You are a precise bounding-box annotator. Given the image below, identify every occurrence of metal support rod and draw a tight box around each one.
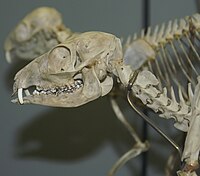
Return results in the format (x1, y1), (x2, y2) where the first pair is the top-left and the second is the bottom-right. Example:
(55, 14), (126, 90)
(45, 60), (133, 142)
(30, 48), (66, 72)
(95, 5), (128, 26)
(142, 0), (150, 175)
(127, 90), (182, 157)
(126, 73), (182, 158)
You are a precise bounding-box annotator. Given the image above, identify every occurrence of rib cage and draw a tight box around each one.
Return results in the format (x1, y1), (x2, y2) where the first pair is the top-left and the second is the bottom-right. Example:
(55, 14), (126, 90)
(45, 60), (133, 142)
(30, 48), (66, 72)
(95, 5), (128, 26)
(124, 13), (200, 132)
(146, 15), (200, 99)
(6, 7), (200, 175)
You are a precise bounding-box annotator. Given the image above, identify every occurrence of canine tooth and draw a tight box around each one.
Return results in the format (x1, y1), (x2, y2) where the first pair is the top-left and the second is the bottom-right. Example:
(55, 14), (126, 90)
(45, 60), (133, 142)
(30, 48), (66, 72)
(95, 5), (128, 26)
(18, 88), (24, 104)
(5, 51), (12, 63)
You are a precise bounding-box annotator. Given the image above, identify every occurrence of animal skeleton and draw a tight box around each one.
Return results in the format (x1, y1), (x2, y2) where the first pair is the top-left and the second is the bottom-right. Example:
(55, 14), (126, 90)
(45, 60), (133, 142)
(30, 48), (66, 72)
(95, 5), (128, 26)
(4, 7), (200, 176)
(4, 7), (72, 63)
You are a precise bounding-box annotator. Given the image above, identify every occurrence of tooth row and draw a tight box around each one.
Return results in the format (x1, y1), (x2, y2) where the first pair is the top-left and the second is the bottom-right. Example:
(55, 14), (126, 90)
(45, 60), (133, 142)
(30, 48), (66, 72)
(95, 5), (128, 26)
(33, 80), (83, 95)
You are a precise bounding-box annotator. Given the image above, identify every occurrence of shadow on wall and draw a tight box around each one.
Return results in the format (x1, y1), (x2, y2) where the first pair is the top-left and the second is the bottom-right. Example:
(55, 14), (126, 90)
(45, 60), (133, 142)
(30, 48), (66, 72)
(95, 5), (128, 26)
(14, 99), (135, 161)
(3, 57), (134, 162)
(4, 55), (176, 174)
(4, 60), (175, 175)
(3, 48), (140, 175)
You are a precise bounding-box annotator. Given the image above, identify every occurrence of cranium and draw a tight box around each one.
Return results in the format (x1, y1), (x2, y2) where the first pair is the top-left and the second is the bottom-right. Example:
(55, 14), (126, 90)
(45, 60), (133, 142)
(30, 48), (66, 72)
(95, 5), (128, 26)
(4, 7), (72, 63)
(12, 32), (124, 107)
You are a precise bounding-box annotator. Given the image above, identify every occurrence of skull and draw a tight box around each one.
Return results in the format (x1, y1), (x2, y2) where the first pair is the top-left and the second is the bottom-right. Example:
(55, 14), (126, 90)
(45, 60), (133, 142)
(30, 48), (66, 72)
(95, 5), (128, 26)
(4, 7), (72, 63)
(12, 32), (123, 107)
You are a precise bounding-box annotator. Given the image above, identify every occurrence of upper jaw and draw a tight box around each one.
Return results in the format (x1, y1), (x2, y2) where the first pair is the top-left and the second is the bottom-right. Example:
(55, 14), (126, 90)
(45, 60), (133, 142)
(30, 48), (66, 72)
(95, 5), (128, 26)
(11, 66), (103, 107)
(12, 73), (85, 106)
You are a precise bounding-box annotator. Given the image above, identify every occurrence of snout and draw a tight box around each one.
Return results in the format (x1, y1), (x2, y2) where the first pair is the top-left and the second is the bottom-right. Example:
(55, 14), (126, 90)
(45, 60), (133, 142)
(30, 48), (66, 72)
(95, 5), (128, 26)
(12, 55), (44, 104)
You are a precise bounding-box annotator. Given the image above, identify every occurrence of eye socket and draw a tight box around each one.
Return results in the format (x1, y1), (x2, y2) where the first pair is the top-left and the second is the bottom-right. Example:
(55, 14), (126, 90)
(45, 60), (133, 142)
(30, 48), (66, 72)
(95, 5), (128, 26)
(49, 46), (71, 60)
(48, 46), (71, 73)
(15, 23), (30, 42)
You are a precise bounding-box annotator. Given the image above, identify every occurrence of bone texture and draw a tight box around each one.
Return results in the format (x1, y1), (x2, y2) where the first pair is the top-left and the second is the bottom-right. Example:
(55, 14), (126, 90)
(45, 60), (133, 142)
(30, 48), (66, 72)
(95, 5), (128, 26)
(7, 8), (200, 176)
(123, 13), (200, 175)
(12, 32), (121, 107)
(4, 7), (72, 63)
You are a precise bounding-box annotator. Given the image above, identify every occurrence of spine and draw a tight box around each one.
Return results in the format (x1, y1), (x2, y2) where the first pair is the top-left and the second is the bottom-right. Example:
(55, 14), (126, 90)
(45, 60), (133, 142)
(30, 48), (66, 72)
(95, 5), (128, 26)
(132, 70), (192, 132)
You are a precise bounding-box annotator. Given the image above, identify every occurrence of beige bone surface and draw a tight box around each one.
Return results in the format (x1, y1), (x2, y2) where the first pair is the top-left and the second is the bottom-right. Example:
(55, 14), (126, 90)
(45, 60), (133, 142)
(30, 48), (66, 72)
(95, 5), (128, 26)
(4, 7), (72, 63)
(8, 9), (200, 176)
(123, 13), (200, 175)
(12, 32), (122, 107)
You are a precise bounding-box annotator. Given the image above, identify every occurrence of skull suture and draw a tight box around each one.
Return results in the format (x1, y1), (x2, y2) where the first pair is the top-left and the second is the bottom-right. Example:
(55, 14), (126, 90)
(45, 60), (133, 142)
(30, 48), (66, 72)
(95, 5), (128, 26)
(4, 7), (72, 63)
(12, 32), (123, 107)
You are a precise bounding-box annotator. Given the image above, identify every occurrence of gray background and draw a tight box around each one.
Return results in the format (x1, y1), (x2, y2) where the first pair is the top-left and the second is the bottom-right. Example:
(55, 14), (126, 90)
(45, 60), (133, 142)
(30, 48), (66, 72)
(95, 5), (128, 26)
(0, 1), (197, 176)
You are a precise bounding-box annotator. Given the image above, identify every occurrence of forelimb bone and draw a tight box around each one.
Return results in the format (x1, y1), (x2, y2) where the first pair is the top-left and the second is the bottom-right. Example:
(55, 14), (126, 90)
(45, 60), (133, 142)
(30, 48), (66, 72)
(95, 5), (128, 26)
(178, 77), (200, 175)
(109, 97), (149, 176)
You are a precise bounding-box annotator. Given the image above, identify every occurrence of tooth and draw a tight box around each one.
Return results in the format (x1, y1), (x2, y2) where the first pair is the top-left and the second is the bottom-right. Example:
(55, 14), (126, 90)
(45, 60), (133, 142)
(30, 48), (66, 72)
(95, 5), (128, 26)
(76, 85), (81, 89)
(18, 88), (24, 104)
(75, 80), (83, 85)
(41, 91), (46, 94)
(33, 90), (39, 95)
(51, 89), (56, 93)
(68, 85), (72, 90)
(67, 89), (72, 93)
(71, 83), (75, 88)
(5, 51), (12, 63)
(25, 89), (31, 96)
(36, 87), (42, 91)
